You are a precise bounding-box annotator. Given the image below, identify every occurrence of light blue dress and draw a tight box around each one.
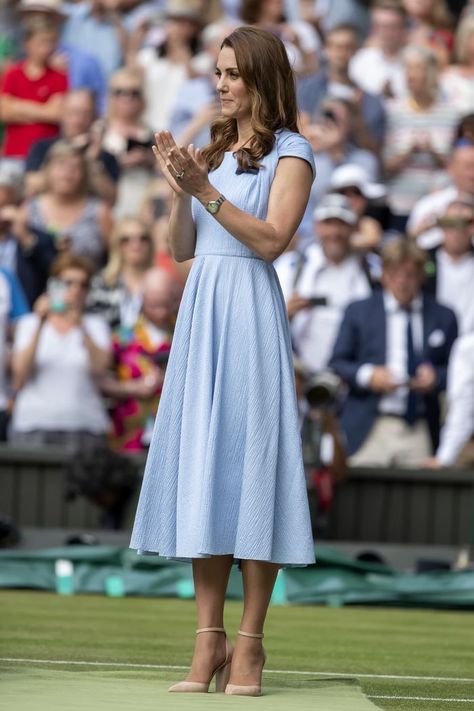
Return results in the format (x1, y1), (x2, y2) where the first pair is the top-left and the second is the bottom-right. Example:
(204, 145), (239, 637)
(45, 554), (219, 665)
(129, 129), (316, 567)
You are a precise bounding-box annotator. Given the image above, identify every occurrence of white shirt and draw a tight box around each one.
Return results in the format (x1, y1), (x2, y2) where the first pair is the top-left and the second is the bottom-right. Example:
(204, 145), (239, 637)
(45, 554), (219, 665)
(12, 313), (111, 433)
(137, 49), (189, 132)
(436, 333), (474, 465)
(357, 292), (423, 415)
(407, 186), (459, 249)
(275, 244), (371, 373)
(436, 249), (474, 335)
(350, 46), (406, 99)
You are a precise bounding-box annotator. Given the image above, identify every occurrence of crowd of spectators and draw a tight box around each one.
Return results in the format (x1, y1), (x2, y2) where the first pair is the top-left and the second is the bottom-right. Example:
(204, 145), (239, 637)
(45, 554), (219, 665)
(0, 0), (473, 486)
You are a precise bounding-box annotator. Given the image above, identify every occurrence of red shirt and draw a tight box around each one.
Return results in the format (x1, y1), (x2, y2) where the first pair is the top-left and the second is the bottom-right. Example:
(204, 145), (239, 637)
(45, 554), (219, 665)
(0, 61), (68, 158)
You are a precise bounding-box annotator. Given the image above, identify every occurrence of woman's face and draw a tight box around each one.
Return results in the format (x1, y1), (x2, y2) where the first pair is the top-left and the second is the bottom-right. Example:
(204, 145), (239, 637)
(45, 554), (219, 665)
(110, 80), (143, 121)
(59, 267), (90, 310)
(215, 46), (252, 122)
(405, 58), (432, 95)
(47, 155), (85, 196)
(118, 222), (153, 269)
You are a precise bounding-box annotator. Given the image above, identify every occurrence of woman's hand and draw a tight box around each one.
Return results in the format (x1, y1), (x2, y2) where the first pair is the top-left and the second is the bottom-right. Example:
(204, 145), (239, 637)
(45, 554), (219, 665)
(153, 131), (209, 197)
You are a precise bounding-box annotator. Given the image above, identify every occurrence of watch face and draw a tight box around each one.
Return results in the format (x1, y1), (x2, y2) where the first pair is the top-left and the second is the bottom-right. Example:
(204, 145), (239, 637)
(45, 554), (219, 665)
(207, 201), (219, 214)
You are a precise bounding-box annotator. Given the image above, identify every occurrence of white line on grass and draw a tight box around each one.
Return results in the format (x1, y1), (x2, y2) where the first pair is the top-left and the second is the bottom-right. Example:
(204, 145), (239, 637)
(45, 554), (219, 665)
(1, 658), (474, 684)
(369, 696), (474, 704)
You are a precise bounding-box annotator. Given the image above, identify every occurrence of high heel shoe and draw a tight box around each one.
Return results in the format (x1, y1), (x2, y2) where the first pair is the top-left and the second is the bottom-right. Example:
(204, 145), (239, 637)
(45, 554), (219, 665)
(168, 627), (233, 693)
(225, 630), (266, 697)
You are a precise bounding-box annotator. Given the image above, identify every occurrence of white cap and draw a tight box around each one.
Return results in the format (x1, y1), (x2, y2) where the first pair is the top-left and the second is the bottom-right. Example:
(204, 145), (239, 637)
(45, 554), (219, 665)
(313, 193), (358, 225)
(19, 0), (66, 16)
(330, 164), (386, 200)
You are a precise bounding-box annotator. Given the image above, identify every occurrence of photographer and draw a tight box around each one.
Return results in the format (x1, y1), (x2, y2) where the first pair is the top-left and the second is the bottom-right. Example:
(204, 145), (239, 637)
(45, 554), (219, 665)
(24, 89), (119, 203)
(10, 252), (111, 452)
(99, 268), (181, 452)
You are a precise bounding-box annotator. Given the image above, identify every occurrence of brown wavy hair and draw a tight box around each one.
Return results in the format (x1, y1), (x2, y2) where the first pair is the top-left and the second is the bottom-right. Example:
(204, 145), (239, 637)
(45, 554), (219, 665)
(201, 26), (299, 174)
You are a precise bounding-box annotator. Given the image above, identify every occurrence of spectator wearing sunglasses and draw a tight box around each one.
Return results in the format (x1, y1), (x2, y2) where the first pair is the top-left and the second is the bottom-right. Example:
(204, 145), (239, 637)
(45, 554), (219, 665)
(330, 163), (386, 252)
(87, 217), (155, 330)
(102, 68), (155, 219)
(424, 199), (474, 335)
(10, 252), (111, 451)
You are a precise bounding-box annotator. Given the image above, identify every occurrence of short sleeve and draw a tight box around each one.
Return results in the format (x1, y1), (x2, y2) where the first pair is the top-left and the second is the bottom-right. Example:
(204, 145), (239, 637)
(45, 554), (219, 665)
(83, 314), (111, 350)
(14, 313), (40, 352)
(276, 130), (316, 180)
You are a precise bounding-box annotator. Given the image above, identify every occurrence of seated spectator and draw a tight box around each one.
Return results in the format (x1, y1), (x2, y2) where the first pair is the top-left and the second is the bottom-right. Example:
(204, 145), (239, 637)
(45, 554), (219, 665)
(0, 265), (29, 441)
(88, 217), (155, 330)
(18, 0), (107, 115)
(20, 140), (112, 267)
(383, 45), (459, 233)
(330, 238), (458, 467)
(299, 96), (379, 241)
(102, 68), (155, 219)
(275, 193), (374, 374)
(407, 143), (474, 248)
(0, 167), (57, 306)
(329, 164), (386, 251)
(350, 0), (408, 100)
(441, 13), (474, 113)
(100, 267), (181, 452)
(402, 0), (455, 68)
(133, 5), (201, 133)
(239, 0), (321, 76)
(298, 23), (386, 154)
(10, 252), (111, 452)
(313, 0), (371, 43)
(424, 199), (474, 334)
(428, 332), (474, 467)
(0, 16), (68, 170)
(454, 113), (474, 146)
(25, 89), (119, 203)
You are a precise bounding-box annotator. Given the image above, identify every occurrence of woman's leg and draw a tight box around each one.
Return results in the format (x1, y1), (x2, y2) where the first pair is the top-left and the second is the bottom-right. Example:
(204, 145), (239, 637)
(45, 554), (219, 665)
(228, 559), (280, 686)
(185, 554), (234, 682)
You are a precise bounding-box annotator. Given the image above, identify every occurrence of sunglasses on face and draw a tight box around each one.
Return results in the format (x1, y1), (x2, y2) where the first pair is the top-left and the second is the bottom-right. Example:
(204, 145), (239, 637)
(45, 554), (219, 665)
(437, 217), (472, 229)
(111, 88), (142, 99)
(62, 278), (89, 290)
(119, 234), (151, 246)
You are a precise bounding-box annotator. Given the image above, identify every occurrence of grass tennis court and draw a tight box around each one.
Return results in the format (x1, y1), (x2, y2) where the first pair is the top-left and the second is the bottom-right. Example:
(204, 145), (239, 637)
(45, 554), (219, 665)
(1, 591), (473, 710)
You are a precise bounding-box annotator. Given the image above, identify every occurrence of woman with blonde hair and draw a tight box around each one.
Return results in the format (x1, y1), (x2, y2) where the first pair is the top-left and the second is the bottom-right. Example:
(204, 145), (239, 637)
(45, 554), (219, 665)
(102, 67), (155, 219)
(441, 14), (474, 113)
(88, 216), (155, 330)
(21, 139), (112, 266)
(130, 26), (316, 697)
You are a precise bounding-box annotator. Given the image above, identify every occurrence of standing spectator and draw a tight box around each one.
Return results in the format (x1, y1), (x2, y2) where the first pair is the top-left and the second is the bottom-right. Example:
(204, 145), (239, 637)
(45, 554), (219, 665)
(402, 0), (455, 68)
(275, 193), (374, 374)
(441, 14), (474, 114)
(383, 45), (459, 233)
(298, 23), (386, 154)
(424, 199), (474, 335)
(25, 89), (119, 203)
(428, 332), (474, 467)
(330, 238), (458, 466)
(20, 140), (112, 267)
(350, 0), (408, 99)
(60, 0), (124, 84)
(102, 68), (155, 218)
(0, 267), (29, 441)
(100, 268), (180, 452)
(0, 168), (57, 306)
(0, 16), (68, 169)
(87, 217), (155, 330)
(407, 143), (474, 248)
(330, 163), (386, 251)
(10, 252), (111, 451)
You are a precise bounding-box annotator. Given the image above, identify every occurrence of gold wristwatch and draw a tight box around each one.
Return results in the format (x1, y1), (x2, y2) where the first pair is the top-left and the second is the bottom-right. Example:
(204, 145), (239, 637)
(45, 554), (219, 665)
(205, 194), (226, 215)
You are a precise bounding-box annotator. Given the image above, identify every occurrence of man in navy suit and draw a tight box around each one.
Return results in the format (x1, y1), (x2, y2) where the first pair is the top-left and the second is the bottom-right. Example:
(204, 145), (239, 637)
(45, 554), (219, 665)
(329, 238), (458, 467)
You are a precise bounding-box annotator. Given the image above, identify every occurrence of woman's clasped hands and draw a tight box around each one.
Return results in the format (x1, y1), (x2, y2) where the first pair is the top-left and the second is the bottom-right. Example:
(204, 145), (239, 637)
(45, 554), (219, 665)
(153, 131), (209, 198)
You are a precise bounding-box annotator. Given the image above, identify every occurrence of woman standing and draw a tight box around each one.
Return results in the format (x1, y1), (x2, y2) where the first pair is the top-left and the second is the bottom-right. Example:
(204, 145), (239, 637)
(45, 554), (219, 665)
(129, 27), (316, 697)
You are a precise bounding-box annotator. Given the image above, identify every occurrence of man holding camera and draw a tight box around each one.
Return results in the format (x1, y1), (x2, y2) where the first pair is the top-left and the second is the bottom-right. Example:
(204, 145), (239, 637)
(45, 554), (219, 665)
(276, 192), (375, 375)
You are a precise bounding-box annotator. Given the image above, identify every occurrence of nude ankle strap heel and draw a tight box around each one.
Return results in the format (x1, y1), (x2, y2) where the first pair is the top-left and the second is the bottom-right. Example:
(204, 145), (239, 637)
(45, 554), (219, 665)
(168, 628), (233, 694)
(225, 629), (266, 697)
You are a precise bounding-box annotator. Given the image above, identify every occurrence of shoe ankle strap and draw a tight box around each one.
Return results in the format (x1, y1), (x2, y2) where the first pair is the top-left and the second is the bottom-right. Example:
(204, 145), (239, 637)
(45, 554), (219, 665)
(238, 629), (264, 639)
(196, 627), (226, 634)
